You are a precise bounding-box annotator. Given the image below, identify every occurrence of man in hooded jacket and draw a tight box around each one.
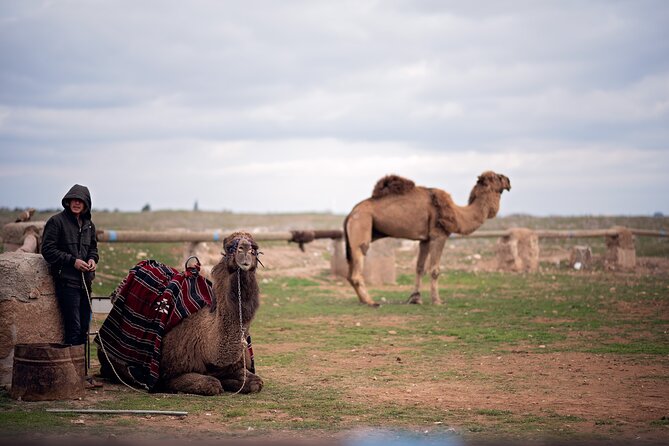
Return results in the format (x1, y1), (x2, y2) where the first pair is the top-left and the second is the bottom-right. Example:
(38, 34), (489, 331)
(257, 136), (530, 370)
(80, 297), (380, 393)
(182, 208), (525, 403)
(41, 184), (99, 347)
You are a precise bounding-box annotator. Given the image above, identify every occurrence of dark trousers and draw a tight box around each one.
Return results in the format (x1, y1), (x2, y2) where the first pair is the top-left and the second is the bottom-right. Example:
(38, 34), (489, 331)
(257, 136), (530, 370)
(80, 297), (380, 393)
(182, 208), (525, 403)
(56, 283), (91, 346)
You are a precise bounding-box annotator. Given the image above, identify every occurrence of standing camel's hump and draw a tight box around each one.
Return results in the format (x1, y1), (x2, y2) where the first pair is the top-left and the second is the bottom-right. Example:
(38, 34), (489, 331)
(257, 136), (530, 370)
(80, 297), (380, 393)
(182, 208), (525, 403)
(371, 174), (415, 199)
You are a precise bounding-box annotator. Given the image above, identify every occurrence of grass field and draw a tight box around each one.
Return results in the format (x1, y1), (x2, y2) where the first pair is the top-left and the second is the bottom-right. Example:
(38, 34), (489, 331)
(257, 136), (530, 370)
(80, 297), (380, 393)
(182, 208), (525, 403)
(0, 210), (667, 445)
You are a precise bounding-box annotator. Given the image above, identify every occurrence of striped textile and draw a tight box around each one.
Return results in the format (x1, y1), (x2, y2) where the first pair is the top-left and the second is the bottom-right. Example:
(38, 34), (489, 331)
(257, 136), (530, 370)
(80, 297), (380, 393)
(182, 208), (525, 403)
(95, 259), (214, 390)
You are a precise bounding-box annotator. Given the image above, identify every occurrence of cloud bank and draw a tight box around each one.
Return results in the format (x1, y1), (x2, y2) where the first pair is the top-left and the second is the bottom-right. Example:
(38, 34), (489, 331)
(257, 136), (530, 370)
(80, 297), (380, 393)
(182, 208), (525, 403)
(1, 1), (668, 215)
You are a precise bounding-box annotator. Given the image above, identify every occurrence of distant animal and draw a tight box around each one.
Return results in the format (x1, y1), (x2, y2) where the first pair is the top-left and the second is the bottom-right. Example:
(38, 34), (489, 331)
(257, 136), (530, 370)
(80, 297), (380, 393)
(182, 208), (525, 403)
(15, 208), (35, 222)
(99, 231), (263, 395)
(344, 171), (511, 306)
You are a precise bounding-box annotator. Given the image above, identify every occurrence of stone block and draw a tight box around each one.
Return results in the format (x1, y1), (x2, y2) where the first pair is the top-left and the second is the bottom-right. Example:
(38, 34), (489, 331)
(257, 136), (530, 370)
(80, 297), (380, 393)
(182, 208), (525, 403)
(2, 222), (45, 253)
(605, 227), (636, 269)
(496, 228), (539, 272)
(0, 252), (63, 388)
(331, 237), (397, 285)
(569, 245), (592, 270)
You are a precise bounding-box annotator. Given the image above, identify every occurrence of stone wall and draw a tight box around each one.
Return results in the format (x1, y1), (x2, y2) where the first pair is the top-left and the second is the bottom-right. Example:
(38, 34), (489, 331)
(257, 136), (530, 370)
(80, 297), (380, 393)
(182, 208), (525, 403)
(0, 252), (63, 388)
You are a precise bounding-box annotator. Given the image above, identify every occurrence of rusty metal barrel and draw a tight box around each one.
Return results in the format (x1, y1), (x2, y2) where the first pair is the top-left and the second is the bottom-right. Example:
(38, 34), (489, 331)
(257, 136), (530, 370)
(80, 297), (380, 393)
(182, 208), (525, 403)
(9, 343), (85, 401)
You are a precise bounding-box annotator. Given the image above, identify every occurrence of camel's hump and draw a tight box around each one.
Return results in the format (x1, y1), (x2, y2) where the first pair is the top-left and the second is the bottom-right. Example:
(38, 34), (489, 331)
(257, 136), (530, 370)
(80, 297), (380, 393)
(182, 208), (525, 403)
(371, 175), (415, 199)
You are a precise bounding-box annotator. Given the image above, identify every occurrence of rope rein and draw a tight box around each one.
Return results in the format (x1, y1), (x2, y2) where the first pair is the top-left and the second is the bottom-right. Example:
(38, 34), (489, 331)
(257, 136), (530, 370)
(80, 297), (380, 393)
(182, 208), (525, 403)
(232, 268), (248, 395)
(83, 272), (145, 392)
(87, 250), (252, 395)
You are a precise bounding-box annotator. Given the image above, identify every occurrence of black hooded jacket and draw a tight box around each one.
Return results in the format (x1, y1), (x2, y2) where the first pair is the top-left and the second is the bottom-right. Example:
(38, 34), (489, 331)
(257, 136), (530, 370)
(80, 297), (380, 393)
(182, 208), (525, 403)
(41, 184), (99, 287)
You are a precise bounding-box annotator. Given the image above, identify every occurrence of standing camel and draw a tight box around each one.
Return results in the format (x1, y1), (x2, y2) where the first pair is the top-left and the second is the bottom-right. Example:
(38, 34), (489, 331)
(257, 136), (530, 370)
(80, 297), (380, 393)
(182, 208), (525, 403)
(344, 171), (511, 306)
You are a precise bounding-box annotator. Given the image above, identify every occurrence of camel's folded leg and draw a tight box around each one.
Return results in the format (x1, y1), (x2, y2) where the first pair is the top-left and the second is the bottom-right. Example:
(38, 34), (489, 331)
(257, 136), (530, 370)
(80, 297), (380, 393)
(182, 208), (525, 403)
(165, 373), (223, 396)
(219, 369), (264, 394)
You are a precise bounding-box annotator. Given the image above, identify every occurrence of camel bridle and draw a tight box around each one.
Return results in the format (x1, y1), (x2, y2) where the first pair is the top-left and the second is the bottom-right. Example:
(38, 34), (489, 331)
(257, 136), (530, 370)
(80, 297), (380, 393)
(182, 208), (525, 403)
(84, 272), (145, 392)
(228, 236), (261, 394)
(225, 237), (264, 268)
(232, 269), (248, 395)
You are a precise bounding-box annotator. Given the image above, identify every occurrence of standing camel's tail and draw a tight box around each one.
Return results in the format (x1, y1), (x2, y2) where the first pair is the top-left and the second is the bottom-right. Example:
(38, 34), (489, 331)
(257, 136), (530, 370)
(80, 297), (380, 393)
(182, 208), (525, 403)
(343, 213), (352, 262)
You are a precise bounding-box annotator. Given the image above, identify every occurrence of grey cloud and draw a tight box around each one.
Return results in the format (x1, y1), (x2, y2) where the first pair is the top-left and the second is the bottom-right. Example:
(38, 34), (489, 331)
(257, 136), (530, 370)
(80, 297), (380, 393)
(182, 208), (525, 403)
(1, 1), (668, 213)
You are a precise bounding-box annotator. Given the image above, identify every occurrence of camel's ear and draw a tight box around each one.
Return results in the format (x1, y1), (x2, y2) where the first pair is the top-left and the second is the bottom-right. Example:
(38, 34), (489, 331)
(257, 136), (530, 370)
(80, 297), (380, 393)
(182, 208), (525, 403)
(477, 172), (494, 186)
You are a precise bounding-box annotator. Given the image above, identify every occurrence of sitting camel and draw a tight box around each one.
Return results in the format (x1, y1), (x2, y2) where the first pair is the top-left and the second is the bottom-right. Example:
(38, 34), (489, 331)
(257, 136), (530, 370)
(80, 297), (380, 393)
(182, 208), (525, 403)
(344, 171), (511, 306)
(99, 231), (263, 395)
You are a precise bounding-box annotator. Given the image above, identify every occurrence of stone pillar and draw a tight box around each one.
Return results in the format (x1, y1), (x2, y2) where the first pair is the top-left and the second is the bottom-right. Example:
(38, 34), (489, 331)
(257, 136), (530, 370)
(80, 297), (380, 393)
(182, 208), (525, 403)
(569, 245), (592, 270)
(605, 227), (636, 269)
(496, 228), (539, 272)
(331, 237), (397, 285)
(331, 238), (348, 279)
(2, 222), (45, 253)
(363, 238), (397, 285)
(0, 252), (64, 388)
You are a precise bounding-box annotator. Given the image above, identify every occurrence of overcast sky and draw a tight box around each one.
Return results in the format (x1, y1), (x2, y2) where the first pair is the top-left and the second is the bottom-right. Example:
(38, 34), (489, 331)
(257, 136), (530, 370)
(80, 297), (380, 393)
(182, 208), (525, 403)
(1, 1), (668, 216)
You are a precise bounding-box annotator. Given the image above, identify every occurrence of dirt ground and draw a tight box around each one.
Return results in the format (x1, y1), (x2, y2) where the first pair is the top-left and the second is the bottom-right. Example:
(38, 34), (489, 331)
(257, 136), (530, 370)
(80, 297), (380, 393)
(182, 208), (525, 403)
(13, 238), (667, 445)
(73, 349), (668, 445)
(251, 239), (667, 443)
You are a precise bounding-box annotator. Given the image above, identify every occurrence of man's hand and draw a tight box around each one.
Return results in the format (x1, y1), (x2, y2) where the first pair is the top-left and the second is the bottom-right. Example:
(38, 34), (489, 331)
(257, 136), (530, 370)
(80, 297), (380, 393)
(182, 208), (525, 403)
(87, 259), (97, 272)
(74, 259), (90, 271)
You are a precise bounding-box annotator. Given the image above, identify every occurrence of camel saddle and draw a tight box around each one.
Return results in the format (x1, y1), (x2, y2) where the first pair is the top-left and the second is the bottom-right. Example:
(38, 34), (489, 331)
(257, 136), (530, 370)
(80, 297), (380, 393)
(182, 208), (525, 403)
(95, 259), (214, 390)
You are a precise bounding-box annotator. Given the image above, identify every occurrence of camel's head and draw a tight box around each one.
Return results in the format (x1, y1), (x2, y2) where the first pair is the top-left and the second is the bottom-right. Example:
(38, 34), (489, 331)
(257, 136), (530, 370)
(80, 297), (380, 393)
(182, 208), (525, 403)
(476, 171), (511, 194)
(469, 171), (511, 217)
(222, 231), (261, 272)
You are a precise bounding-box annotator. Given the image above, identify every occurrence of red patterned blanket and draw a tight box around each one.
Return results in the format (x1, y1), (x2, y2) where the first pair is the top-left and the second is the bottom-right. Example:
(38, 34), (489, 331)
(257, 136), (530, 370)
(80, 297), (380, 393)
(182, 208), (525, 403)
(95, 259), (214, 390)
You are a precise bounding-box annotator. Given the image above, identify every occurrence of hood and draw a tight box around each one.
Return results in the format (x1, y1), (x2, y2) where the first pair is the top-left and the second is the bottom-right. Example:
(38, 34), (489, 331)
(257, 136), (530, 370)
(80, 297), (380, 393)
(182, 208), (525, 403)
(61, 184), (92, 219)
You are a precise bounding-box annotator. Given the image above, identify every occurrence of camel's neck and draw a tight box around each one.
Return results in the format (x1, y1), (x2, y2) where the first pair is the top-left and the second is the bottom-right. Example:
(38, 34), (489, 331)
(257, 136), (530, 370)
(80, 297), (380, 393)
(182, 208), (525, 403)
(213, 269), (260, 328)
(452, 191), (501, 235)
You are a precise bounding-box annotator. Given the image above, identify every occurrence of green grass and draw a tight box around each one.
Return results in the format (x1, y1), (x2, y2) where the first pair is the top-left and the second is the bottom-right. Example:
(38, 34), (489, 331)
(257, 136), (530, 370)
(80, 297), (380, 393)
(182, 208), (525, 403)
(1, 210), (668, 442)
(94, 242), (184, 296)
(4, 270), (668, 437)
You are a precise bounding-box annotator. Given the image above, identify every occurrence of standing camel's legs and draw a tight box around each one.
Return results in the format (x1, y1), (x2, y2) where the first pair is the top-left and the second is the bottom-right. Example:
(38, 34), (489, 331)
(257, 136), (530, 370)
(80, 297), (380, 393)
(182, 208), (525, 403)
(347, 248), (378, 306)
(408, 240), (430, 304)
(427, 237), (447, 304)
(345, 213), (379, 306)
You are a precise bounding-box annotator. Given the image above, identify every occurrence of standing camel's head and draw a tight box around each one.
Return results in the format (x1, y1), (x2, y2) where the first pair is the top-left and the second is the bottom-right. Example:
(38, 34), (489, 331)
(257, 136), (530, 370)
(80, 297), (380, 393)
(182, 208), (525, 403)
(468, 171), (511, 217)
(221, 231), (261, 272)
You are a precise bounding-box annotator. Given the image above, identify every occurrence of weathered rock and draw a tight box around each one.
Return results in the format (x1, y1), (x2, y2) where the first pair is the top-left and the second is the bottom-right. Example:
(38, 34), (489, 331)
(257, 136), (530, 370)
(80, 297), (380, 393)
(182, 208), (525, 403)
(2, 222), (45, 253)
(331, 238), (397, 285)
(605, 227), (636, 269)
(331, 238), (348, 279)
(570, 245), (593, 270)
(0, 252), (63, 388)
(496, 228), (539, 272)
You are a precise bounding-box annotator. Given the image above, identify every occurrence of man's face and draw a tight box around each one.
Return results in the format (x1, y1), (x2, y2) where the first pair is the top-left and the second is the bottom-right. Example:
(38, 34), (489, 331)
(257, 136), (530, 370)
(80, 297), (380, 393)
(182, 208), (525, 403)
(69, 198), (85, 216)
